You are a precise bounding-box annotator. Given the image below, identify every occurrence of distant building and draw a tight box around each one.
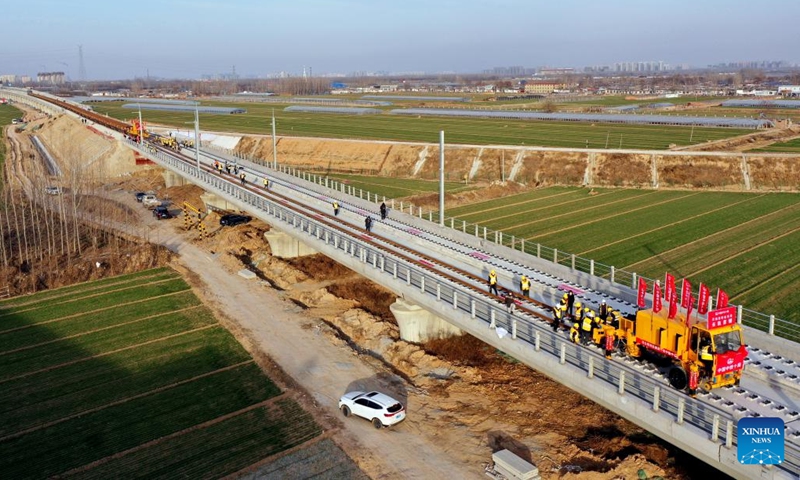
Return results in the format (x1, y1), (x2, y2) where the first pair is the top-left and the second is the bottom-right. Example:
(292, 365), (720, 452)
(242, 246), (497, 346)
(538, 67), (574, 76)
(20, 75), (32, 84)
(0, 74), (17, 84)
(778, 85), (800, 97)
(524, 81), (565, 95)
(37, 72), (66, 84)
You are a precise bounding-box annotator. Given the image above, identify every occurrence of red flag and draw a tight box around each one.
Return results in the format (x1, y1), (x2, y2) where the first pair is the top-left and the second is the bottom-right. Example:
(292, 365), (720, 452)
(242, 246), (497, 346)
(653, 281), (663, 313)
(680, 278), (692, 308)
(698, 283), (710, 315)
(717, 289), (729, 309)
(668, 294), (678, 319)
(665, 273), (676, 303)
(685, 293), (694, 325)
(637, 277), (647, 308)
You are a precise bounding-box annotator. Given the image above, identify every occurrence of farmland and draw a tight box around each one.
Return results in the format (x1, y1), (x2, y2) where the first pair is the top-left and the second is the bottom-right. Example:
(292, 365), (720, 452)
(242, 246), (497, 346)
(442, 187), (800, 330)
(752, 137), (800, 153)
(316, 181), (789, 332)
(0, 268), (322, 479)
(89, 100), (750, 150)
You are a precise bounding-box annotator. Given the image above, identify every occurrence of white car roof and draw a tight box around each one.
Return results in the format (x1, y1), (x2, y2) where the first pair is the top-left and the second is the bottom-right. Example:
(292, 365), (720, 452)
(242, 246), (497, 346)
(363, 391), (400, 407)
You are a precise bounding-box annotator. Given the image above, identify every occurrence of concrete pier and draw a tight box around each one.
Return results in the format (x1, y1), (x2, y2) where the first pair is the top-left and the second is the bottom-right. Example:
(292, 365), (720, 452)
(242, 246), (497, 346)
(163, 170), (187, 188)
(263, 230), (318, 258)
(200, 192), (235, 212)
(390, 298), (462, 343)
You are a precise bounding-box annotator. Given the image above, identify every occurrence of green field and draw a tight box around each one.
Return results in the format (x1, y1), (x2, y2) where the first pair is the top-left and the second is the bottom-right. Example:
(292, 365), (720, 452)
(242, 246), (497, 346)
(327, 174), (473, 199)
(441, 187), (800, 335)
(752, 137), (800, 153)
(89, 100), (750, 150)
(0, 268), (321, 479)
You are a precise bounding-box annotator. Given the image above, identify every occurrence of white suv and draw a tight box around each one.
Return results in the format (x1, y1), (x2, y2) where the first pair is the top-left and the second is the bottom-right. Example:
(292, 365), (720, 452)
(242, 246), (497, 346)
(339, 391), (406, 429)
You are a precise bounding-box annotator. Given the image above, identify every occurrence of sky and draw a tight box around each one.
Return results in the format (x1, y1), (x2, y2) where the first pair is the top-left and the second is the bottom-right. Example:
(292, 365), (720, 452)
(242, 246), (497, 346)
(1, 0), (799, 80)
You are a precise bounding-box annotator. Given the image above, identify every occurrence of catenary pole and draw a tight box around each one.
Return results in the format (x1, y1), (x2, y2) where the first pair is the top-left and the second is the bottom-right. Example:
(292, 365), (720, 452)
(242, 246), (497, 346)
(439, 130), (445, 226)
(194, 103), (200, 171)
(272, 109), (277, 169)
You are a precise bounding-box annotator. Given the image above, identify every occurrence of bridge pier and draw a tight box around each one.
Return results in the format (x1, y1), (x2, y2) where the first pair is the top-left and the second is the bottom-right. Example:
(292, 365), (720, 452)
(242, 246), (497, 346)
(390, 298), (462, 343)
(163, 170), (187, 188)
(263, 230), (318, 258)
(199, 192), (236, 212)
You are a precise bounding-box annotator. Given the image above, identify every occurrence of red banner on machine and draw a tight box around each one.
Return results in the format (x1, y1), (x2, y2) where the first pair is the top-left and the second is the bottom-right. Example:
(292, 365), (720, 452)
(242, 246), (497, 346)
(685, 293), (695, 325)
(653, 282), (662, 313)
(707, 306), (737, 330)
(665, 273), (676, 303)
(714, 346), (747, 376)
(680, 278), (692, 308)
(637, 277), (647, 308)
(697, 283), (710, 315)
(717, 289), (729, 309)
(668, 294), (678, 319)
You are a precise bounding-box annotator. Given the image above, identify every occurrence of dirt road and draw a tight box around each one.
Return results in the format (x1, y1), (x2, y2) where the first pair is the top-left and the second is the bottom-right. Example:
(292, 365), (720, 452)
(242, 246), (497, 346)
(127, 192), (483, 479)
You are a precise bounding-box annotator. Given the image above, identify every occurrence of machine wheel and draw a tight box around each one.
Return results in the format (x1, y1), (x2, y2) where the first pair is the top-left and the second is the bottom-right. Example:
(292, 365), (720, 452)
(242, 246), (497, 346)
(340, 405), (350, 417)
(371, 418), (383, 429)
(668, 366), (688, 390)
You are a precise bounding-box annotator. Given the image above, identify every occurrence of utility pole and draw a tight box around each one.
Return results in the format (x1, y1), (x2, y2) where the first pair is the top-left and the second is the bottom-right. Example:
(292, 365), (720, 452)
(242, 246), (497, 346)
(439, 130), (445, 227)
(501, 149), (505, 183)
(194, 103), (200, 171)
(78, 45), (87, 82)
(272, 109), (277, 169)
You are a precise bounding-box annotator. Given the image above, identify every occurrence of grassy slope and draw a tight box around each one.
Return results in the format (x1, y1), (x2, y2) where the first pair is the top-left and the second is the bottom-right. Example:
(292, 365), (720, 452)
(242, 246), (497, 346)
(0, 268), (319, 479)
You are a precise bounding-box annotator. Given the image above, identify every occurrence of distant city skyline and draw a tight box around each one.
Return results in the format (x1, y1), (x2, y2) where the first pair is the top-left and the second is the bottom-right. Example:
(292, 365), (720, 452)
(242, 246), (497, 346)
(1, 0), (798, 80)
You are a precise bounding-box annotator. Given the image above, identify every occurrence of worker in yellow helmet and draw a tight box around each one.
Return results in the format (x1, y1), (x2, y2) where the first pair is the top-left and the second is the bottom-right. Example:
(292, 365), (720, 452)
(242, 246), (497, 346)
(520, 275), (531, 298)
(581, 310), (595, 345)
(570, 321), (580, 344)
(552, 303), (565, 332)
(488, 270), (499, 296)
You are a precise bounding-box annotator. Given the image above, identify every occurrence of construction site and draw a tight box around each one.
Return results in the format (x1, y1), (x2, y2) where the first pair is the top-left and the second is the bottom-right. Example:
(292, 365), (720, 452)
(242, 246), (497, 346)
(1, 92), (799, 479)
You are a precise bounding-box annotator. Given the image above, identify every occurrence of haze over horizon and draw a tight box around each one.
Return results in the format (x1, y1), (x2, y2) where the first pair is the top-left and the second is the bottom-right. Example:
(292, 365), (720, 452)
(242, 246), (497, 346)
(1, 0), (798, 80)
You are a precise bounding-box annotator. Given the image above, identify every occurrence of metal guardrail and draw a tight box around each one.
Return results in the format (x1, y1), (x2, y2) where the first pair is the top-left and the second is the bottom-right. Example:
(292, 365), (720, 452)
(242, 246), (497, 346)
(138, 141), (798, 479)
(229, 156), (796, 345)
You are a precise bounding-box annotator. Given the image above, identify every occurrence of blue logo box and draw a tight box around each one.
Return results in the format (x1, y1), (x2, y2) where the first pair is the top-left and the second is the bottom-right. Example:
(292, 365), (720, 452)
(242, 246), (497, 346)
(738, 417), (784, 465)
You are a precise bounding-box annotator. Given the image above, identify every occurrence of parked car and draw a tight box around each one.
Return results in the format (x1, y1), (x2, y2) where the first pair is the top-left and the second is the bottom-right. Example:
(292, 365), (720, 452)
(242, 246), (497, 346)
(45, 186), (62, 195)
(142, 194), (160, 209)
(135, 192), (146, 202)
(219, 214), (251, 226)
(338, 391), (405, 429)
(153, 206), (173, 220)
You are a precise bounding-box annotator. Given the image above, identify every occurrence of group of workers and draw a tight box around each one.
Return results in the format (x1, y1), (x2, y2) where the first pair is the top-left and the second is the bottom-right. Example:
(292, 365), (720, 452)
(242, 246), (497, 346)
(488, 268), (622, 352)
(330, 200), (389, 233)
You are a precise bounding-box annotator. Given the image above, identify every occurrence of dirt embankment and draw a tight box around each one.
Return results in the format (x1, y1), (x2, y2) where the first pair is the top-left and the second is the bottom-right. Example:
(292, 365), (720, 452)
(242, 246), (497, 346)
(195, 224), (717, 480)
(234, 134), (800, 192)
(672, 125), (800, 152)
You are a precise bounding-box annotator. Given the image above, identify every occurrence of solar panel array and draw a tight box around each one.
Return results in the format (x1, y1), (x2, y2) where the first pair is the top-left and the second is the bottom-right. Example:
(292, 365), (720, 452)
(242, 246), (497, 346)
(121, 104), (245, 114)
(74, 96), (196, 105)
(284, 106), (381, 115)
(721, 100), (800, 109)
(388, 108), (772, 128)
(216, 96), (391, 106)
(362, 95), (470, 102)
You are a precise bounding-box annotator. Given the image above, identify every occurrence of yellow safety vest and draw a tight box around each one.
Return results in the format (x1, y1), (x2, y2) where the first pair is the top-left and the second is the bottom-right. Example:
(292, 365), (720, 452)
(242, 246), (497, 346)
(554, 307), (563, 320)
(333, 201), (338, 209)
(582, 316), (594, 331)
(521, 278), (530, 290)
(700, 346), (713, 361)
(489, 273), (497, 285)
(570, 325), (580, 342)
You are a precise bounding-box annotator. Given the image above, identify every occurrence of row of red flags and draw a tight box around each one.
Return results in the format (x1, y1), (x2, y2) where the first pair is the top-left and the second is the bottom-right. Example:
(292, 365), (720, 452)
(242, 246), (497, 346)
(637, 273), (728, 320)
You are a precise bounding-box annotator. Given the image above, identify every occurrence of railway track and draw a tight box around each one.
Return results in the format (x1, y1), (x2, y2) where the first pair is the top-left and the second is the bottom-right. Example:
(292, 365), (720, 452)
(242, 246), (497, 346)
(17, 88), (800, 476)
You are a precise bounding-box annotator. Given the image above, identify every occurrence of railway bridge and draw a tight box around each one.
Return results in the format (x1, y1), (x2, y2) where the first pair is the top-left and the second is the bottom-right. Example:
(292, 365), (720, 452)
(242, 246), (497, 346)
(7, 89), (800, 480)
